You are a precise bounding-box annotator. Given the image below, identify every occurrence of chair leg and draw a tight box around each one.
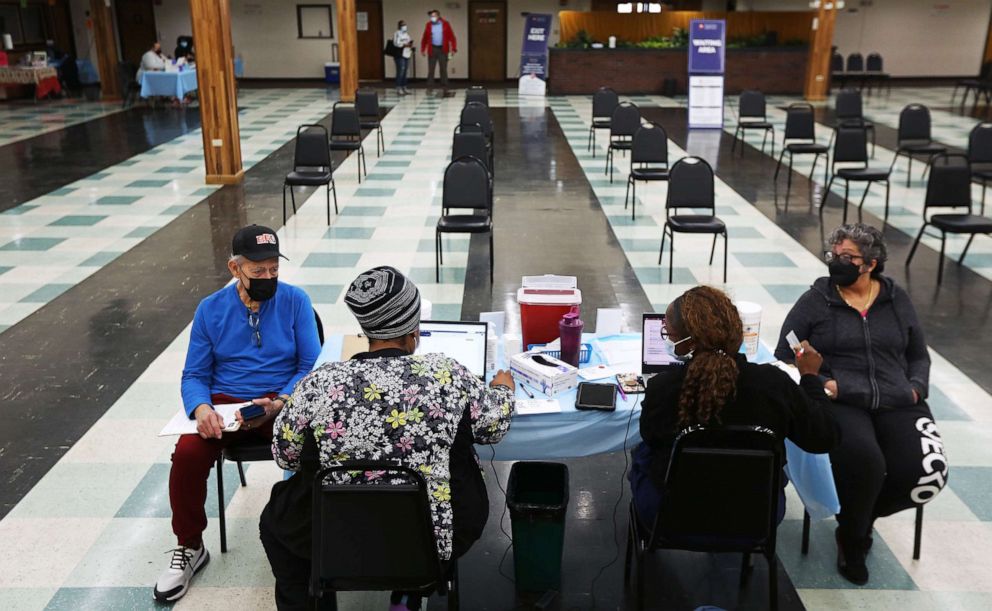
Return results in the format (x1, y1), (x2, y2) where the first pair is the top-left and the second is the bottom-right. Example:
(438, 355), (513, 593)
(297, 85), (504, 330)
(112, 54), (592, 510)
(820, 176), (835, 214)
(325, 183), (331, 225)
(489, 232), (494, 284)
(435, 231), (442, 282)
(785, 151), (794, 196)
(761, 129), (769, 155)
(959, 234), (977, 265)
(843, 181), (850, 225)
(801, 510), (811, 555)
(732, 126), (741, 154)
(709, 233), (718, 264)
(856, 182), (871, 222)
(769, 127), (775, 158)
(217, 457), (227, 553)
(658, 224), (667, 265)
(625, 176), (632, 210)
(631, 180), (637, 220)
(773, 149), (785, 181)
(982, 179), (987, 216)
(905, 223), (928, 266)
(236, 461), (247, 486)
(282, 184), (287, 224)
(723, 231), (728, 283)
(290, 185), (297, 216)
(937, 232), (947, 285)
(907, 155), (913, 188)
(588, 125), (594, 153)
(913, 505), (924, 560)
(668, 231), (675, 283)
(884, 180), (891, 223)
(870, 126), (876, 158)
(605, 146), (611, 176)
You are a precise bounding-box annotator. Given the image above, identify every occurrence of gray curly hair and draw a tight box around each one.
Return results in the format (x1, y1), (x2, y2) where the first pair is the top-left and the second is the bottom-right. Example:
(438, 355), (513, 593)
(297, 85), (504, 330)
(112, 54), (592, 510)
(827, 223), (887, 275)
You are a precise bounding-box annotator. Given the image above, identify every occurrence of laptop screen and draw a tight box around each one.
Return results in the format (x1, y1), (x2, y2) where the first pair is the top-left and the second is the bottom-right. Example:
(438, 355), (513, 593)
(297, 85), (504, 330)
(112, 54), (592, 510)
(642, 313), (681, 373)
(416, 321), (488, 378)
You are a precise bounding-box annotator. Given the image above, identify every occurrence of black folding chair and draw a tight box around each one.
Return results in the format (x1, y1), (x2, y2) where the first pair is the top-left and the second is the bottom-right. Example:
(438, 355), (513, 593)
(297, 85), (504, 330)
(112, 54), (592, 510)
(846, 52), (865, 90)
(465, 85), (488, 106)
(356, 88), (385, 158)
(889, 104), (946, 187)
(865, 53), (890, 96)
(624, 425), (784, 611)
(732, 90), (775, 157)
(969, 122), (992, 215)
(311, 461), (459, 610)
(588, 86), (619, 158)
(118, 62), (141, 109)
(283, 124), (338, 225)
(659, 157), (727, 283)
(216, 310), (324, 553)
(830, 52), (846, 91)
(774, 103), (829, 202)
(800, 506), (925, 561)
(452, 126), (492, 179)
(831, 89), (875, 157)
(459, 101), (495, 170)
(625, 122), (669, 220)
(951, 61), (992, 107)
(605, 102), (641, 183)
(906, 153), (992, 285)
(329, 102), (368, 183)
(821, 126), (891, 224)
(436, 156), (494, 283)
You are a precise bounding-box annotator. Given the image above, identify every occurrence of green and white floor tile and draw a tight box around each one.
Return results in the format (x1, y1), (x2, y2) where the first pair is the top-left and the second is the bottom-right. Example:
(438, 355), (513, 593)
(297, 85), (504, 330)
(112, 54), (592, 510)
(0, 98), (125, 147)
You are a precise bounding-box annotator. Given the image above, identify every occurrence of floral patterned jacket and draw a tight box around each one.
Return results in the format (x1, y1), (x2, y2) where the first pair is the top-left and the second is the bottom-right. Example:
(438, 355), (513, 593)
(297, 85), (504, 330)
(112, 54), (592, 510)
(273, 351), (514, 560)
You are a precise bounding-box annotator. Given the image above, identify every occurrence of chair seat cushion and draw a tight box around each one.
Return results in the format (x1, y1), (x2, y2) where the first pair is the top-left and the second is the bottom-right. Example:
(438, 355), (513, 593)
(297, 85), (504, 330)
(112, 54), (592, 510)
(329, 140), (362, 151)
(437, 215), (492, 233)
(631, 167), (669, 180)
(931, 214), (992, 233)
(223, 440), (276, 462)
(786, 142), (829, 154)
(592, 119), (611, 128)
(667, 215), (726, 233)
(360, 120), (380, 129)
(837, 167), (890, 181)
(739, 121), (773, 129)
(610, 140), (633, 150)
(286, 170), (332, 185)
(899, 140), (945, 154)
(838, 118), (874, 128)
(973, 167), (992, 180)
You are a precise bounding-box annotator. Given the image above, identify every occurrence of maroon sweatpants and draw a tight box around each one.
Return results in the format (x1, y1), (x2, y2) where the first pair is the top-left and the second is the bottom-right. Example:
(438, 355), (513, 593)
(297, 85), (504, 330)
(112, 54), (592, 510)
(169, 393), (276, 548)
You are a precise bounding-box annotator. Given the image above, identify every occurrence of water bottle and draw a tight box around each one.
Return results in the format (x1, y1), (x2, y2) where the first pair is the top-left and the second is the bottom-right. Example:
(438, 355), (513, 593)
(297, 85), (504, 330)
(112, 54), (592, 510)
(558, 306), (583, 367)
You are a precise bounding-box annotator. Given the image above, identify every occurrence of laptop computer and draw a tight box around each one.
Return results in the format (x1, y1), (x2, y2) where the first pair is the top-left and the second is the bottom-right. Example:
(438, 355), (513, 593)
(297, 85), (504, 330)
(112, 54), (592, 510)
(416, 320), (488, 379)
(642, 313), (683, 376)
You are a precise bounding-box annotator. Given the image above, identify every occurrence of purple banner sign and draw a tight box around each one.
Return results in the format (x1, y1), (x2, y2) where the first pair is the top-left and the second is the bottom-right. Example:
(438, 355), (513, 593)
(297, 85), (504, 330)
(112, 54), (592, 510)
(519, 13), (553, 80)
(688, 19), (726, 74)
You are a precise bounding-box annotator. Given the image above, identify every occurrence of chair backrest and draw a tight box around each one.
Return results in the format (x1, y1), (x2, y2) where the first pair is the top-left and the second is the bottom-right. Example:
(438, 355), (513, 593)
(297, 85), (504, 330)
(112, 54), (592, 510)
(460, 101), (493, 137)
(631, 122), (668, 164)
(610, 102), (641, 138)
(311, 462), (443, 593)
(293, 124), (331, 169)
(442, 155), (491, 211)
(783, 103), (816, 141)
(666, 156), (714, 212)
(452, 128), (490, 172)
(830, 52), (844, 72)
(968, 122), (992, 164)
(832, 126), (869, 165)
(331, 102), (361, 137)
(866, 53), (883, 72)
(738, 90), (766, 120)
(650, 425), (782, 550)
(846, 53), (864, 72)
(981, 61), (992, 80)
(897, 104), (932, 142)
(835, 89), (863, 121)
(355, 88), (380, 119)
(465, 86), (489, 106)
(924, 154), (973, 214)
(592, 86), (620, 119)
(118, 61), (137, 87)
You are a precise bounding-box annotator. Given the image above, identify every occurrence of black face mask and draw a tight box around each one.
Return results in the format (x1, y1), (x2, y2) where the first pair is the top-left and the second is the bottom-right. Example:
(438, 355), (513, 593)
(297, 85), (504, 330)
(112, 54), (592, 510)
(828, 259), (862, 287)
(241, 270), (278, 302)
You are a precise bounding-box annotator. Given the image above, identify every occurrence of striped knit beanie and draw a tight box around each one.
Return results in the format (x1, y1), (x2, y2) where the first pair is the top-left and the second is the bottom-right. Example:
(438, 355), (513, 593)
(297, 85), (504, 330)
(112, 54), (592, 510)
(344, 266), (421, 340)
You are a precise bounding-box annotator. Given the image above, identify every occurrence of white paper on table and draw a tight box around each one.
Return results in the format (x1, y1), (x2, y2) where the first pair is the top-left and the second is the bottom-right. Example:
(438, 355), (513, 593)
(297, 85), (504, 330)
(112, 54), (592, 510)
(578, 364), (632, 381)
(595, 308), (624, 336)
(158, 402), (252, 436)
(596, 338), (642, 369)
(514, 399), (562, 415)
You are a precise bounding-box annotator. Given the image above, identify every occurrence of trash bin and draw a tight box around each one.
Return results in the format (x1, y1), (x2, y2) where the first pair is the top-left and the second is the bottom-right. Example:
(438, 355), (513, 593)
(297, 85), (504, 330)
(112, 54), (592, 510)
(324, 62), (340, 84)
(507, 461), (569, 592)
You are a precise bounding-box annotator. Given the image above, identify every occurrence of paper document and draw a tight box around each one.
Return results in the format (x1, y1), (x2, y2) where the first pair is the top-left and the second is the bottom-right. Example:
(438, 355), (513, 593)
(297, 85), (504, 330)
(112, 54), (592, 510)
(578, 364), (631, 381)
(514, 399), (562, 416)
(596, 338), (642, 368)
(595, 308), (624, 336)
(158, 402), (252, 436)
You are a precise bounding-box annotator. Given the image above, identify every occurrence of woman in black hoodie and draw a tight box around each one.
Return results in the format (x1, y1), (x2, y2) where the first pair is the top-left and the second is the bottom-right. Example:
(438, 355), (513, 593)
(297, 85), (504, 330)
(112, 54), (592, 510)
(775, 224), (948, 585)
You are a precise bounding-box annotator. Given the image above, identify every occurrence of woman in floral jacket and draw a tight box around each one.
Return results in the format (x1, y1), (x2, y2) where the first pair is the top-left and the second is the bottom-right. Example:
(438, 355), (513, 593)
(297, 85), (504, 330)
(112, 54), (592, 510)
(259, 266), (515, 611)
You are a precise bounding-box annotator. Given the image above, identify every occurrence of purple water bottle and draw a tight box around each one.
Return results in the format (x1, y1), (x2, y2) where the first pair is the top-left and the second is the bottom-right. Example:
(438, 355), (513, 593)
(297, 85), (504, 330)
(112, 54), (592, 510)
(559, 306), (583, 367)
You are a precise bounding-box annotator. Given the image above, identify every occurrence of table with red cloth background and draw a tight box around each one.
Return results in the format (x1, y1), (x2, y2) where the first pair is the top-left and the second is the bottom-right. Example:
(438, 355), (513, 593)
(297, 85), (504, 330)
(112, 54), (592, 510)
(0, 66), (62, 99)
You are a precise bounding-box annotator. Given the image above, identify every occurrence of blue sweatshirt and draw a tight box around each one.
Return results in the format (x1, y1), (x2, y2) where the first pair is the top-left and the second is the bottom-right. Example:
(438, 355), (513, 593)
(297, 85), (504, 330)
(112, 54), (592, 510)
(181, 282), (321, 417)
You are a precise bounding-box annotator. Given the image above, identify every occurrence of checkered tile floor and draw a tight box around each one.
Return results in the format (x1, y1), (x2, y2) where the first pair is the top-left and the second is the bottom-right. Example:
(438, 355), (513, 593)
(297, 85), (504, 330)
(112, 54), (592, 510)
(0, 98), (125, 147)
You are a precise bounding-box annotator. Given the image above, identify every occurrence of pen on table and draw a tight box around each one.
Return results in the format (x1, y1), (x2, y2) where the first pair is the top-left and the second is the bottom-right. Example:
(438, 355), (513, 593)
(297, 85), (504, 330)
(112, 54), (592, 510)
(616, 384), (628, 402)
(520, 384), (535, 399)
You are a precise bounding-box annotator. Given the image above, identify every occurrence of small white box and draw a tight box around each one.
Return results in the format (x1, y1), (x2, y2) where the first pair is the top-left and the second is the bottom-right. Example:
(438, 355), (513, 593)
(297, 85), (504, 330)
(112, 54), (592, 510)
(509, 351), (579, 397)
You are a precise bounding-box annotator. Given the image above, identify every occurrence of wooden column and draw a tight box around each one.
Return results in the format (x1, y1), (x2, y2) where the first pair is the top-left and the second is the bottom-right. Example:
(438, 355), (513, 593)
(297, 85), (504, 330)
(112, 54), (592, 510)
(189, 0), (243, 185)
(336, 0), (358, 101)
(803, 2), (837, 102)
(90, 0), (121, 101)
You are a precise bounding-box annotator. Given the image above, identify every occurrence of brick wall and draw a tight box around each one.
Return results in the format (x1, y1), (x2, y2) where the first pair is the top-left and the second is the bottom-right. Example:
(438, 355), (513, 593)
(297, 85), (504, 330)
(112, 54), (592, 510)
(548, 47), (808, 95)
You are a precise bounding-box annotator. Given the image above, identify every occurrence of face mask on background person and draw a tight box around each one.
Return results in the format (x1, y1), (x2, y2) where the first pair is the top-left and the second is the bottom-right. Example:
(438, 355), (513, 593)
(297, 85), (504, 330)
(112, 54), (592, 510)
(430, 16), (439, 23)
(828, 258), (863, 287)
(240, 268), (278, 302)
(401, 24), (408, 32)
(664, 335), (694, 363)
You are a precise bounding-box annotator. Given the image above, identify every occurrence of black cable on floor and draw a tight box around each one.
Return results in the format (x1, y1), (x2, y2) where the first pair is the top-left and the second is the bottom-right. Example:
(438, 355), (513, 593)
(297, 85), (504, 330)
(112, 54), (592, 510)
(489, 444), (515, 584)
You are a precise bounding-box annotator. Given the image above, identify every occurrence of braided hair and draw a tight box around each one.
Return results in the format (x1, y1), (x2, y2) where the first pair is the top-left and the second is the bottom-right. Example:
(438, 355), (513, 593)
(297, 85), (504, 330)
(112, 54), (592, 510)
(671, 286), (744, 426)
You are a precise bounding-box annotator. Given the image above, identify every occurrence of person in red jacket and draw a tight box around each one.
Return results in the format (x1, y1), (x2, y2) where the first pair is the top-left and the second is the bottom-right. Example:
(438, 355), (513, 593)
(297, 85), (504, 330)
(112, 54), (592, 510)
(420, 9), (457, 90)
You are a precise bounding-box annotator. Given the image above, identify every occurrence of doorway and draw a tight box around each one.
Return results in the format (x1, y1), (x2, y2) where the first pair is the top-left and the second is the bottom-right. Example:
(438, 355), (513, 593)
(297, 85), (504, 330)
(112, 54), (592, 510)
(115, 0), (157, 67)
(356, 0), (384, 81)
(469, 1), (507, 81)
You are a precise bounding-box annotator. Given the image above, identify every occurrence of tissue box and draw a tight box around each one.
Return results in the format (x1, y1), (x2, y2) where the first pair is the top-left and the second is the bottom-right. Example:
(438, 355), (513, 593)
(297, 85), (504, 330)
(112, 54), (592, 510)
(509, 351), (579, 397)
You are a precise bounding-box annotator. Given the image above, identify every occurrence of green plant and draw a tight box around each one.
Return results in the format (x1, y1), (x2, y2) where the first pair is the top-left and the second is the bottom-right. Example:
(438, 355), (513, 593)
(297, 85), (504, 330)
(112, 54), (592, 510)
(558, 29), (594, 49)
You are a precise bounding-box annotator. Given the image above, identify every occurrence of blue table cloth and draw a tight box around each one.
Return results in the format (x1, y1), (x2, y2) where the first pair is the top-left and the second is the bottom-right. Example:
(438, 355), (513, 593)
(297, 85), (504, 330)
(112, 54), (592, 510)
(140, 69), (198, 99)
(315, 332), (840, 520)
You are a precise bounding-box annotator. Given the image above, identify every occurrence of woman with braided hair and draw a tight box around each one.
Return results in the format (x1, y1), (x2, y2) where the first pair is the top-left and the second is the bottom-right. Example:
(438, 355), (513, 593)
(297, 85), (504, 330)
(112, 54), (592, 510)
(629, 286), (838, 534)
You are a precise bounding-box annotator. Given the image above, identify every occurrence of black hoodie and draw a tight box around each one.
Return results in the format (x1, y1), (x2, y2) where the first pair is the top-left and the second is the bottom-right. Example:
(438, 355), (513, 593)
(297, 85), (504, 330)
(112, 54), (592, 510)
(774, 275), (930, 410)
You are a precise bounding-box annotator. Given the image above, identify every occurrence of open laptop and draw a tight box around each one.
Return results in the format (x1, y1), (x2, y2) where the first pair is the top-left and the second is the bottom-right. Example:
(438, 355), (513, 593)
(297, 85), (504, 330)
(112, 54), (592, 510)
(416, 321), (488, 378)
(642, 313), (684, 376)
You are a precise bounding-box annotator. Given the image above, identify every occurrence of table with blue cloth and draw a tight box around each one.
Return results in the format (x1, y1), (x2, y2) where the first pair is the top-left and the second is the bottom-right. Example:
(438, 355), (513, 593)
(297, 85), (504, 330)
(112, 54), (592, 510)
(315, 332), (840, 520)
(140, 68), (198, 99)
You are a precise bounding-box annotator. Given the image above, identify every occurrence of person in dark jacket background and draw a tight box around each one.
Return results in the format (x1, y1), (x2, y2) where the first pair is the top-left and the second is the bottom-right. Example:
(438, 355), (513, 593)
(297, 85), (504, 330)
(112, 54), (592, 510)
(630, 286), (837, 536)
(775, 223), (948, 586)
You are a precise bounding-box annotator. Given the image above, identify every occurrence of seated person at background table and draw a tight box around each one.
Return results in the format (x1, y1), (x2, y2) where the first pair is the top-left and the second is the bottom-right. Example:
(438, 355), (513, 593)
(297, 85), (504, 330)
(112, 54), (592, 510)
(630, 286), (837, 535)
(137, 40), (167, 80)
(775, 223), (947, 585)
(153, 225), (321, 603)
(260, 266), (515, 611)
(174, 35), (195, 63)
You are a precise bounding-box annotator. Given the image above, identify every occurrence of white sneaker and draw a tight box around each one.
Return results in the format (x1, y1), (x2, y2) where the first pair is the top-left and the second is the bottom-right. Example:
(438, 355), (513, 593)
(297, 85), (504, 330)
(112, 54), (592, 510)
(153, 545), (209, 602)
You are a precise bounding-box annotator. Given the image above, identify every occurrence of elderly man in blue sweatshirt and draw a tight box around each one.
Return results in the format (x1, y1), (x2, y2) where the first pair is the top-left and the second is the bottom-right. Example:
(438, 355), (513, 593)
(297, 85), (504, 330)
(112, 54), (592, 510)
(154, 225), (321, 603)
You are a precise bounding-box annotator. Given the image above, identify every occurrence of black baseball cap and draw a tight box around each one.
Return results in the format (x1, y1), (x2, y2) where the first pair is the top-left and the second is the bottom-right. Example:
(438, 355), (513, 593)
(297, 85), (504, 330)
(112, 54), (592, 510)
(232, 225), (288, 261)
